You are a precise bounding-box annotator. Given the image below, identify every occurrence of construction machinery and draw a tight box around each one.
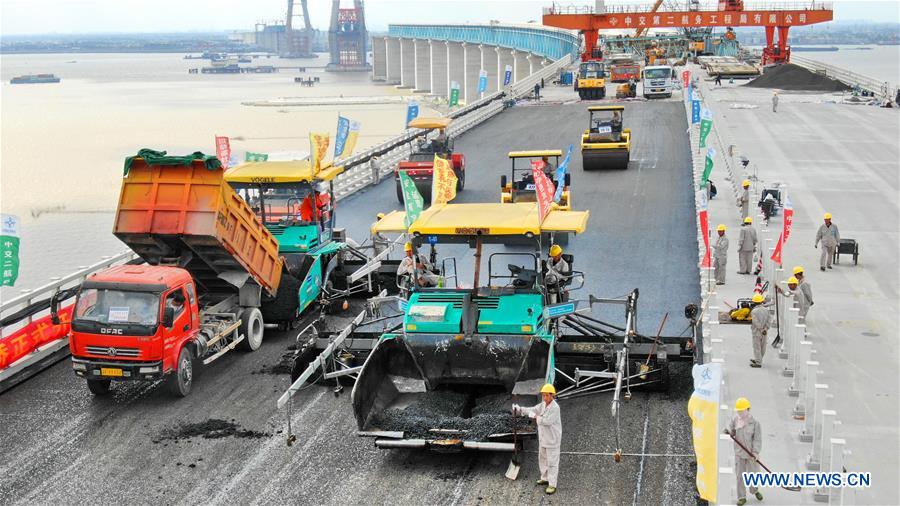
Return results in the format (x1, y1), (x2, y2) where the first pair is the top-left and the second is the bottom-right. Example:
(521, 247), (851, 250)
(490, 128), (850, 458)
(581, 106), (631, 171)
(396, 118), (466, 203)
(500, 150), (570, 211)
(641, 65), (675, 99)
(278, 202), (703, 454)
(574, 60), (606, 100)
(616, 81), (637, 99)
(225, 160), (397, 328)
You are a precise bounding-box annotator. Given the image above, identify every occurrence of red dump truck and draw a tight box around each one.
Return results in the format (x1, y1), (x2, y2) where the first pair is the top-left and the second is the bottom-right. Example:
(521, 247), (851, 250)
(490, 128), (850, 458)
(395, 117), (466, 203)
(63, 151), (286, 397)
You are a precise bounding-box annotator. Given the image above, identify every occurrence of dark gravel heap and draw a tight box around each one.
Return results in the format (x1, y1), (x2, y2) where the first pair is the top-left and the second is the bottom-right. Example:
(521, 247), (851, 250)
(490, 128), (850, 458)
(746, 63), (850, 92)
(159, 419), (270, 440)
(371, 392), (528, 441)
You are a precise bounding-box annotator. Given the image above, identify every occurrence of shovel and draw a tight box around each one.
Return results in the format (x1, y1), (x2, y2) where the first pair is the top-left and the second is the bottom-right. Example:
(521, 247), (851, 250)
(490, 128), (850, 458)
(505, 406), (521, 480)
(728, 431), (801, 492)
(639, 312), (668, 379)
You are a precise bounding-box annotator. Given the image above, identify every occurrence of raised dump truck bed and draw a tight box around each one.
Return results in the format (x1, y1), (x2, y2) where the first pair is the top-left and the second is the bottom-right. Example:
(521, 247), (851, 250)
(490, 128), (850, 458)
(114, 154), (283, 299)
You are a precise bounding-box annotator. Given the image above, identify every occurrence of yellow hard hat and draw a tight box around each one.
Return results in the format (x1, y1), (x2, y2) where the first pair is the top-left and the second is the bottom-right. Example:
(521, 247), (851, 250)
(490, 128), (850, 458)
(735, 397), (751, 411)
(788, 276), (799, 285)
(792, 266), (804, 275)
(743, 217), (752, 224)
(540, 383), (557, 395)
(742, 180), (750, 187)
(824, 212), (832, 220)
(376, 212), (385, 220)
(751, 293), (764, 303)
(549, 244), (563, 257)
(404, 242), (413, 252)
(717, 224), (726, 232)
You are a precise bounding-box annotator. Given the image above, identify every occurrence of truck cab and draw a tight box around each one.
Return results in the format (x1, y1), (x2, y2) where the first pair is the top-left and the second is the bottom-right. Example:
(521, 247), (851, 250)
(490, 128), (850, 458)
(641, 65), (674, 98)
(396, 117), (466, 204)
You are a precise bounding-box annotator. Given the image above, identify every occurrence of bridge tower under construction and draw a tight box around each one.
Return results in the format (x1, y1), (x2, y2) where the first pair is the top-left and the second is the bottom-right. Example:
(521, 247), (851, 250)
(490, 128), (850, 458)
(326, 0), (371, 72)
(285, 0), (314, 58)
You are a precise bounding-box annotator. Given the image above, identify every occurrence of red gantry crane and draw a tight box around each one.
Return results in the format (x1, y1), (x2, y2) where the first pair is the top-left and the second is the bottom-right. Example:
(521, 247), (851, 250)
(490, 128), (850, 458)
(543, 1), (834, 65)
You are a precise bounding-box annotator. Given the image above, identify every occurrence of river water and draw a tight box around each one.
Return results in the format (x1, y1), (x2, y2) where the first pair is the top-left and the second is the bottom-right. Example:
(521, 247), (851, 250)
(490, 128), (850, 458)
(0, 52), (436, 298)
(792, 44), (900, 85)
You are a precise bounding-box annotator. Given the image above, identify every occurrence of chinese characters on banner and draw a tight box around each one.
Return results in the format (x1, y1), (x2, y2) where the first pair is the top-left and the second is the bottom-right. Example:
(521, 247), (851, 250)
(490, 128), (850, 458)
(478, 69), (488, 95)
(503, 65), (513, 86)
(430, 155), (458, 206)
(699, 108), (713, 148)
(309, 132), (330, 174)
(215, 136), (231, 169)
(245, 152), (269, 162)
(682, 70), (690, 88)
(688, 362), (722, 502)
(406, 101), (419, 127)
(701, 147), (716, 189)
(399, 172), (424, 227)
(0, 305), (74, 370)
(697, 189), (711, 267)
(334, 115), (351, 157)
(771, 196), (794, 265)
(532, 162), (556, 220)
(691, 98), (701, 124)
(449, 81), (460, 107)
(1, 214), (20, 286)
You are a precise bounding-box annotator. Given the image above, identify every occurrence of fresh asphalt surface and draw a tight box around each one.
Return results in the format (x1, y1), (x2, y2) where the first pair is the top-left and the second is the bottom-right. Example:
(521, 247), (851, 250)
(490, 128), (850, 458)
(0, 93), (700, 505)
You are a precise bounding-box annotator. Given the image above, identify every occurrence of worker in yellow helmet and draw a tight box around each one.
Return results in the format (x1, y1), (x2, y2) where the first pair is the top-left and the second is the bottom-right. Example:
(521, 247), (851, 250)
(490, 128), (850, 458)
(713, 224), (729, 285)
(544, 244), (570, 303)
(726, 397), (764, 505)
(777, 275), (812, 322)
(792, 266), (814, 313)
(737, 179), (751, 220)
(737, 216), (757, 275)
(749, 293), (770, 368)
(396, 242), (438, 289)
(512, 383), (562, 495)
(814, 212), (840, 271)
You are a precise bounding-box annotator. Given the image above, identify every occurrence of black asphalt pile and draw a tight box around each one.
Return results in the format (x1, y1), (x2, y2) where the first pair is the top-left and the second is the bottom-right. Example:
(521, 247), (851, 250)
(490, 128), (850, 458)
(158, 419), (270, 441)
(371, 391), (524, 441)
(746, 63), (850, 92)
(253, 352), (294, 375)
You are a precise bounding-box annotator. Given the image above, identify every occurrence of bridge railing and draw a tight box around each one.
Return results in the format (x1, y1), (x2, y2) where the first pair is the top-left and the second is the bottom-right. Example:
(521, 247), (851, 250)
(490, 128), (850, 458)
(331, 54), (574, 199)
(790, 55), (898, 101)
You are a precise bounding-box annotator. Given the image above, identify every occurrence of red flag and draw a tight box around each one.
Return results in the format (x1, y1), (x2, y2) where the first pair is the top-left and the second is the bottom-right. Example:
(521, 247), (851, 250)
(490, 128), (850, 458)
(698, 209), (711, 268)
(771, 231), (784, 266)
(215, 135), (231, 170)
(532, 161), (556, 220)
(682, 70), (690, 88)
(782, 196), (794, 244)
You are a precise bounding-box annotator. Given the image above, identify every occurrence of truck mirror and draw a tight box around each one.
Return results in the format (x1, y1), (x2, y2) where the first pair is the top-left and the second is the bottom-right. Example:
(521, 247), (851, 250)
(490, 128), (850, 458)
(163, 307), (175, 328)
(50, 290), (61, 325)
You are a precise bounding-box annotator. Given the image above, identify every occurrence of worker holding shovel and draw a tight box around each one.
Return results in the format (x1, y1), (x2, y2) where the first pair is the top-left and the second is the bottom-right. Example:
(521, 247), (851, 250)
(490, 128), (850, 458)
(726, 398), (764, 505)
(512, 384), (562, 495)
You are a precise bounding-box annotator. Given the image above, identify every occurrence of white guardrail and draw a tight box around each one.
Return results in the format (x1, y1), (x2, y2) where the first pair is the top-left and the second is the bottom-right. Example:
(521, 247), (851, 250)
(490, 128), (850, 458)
(789, 55), (898, 101)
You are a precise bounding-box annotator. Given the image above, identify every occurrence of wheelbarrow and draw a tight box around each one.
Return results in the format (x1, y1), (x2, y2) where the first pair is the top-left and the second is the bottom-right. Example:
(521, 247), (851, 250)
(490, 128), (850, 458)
(833, 238), (859, 265)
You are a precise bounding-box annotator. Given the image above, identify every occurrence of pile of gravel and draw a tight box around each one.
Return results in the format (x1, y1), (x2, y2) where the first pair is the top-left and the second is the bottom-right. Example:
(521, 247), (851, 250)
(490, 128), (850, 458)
(745, 63), (850, 92)
(158, 419), (270, 441)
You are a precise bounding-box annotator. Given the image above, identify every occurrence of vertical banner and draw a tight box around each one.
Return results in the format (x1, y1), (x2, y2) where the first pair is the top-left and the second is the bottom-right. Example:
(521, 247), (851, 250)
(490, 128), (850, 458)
(688, 362), (722, 502)
(431, 155), (458, 206)
(309, 132), (330, 174)
(245, 152), (269, 162)
(686, 82), (692, 103)
(771, 231), (784, 266)
(682, 69), (690, 88)
(701, 147), (716, 188)
(449, 81), (460, 107)
(342, 120), (360, 159)
(1, 214), (21, 287)
(406, 101), (419, 127)
(478, 69), (488, 95)
(334, 115), (350, 158)
(532, 162), (556, 220)
(553, 144), (574, 203)
(691, 99), (701, 124)
(697, 189), (711, 268)
(399, 172), (424, 227)
(782, 196), (794, 243)
(503, 65), (513, 86)
(215, 135), (231, 169)
(699, 108), (713, 148)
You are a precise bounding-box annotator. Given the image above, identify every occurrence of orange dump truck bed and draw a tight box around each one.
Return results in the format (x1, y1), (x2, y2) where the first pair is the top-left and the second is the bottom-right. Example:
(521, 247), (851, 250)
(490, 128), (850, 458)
(114, 155), (283, 297)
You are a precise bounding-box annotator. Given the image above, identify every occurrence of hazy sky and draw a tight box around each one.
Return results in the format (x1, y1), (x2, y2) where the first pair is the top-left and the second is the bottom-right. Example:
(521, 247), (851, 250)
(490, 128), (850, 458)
(1, 0), (897, 35)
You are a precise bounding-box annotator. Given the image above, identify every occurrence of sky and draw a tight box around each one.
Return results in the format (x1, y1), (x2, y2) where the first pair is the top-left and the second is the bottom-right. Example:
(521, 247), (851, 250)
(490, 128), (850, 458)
(0, 0), (897, 35)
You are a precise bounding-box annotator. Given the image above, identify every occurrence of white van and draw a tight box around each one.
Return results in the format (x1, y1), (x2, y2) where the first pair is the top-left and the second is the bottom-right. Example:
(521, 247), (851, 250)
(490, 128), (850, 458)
(641, 65), (675, 98)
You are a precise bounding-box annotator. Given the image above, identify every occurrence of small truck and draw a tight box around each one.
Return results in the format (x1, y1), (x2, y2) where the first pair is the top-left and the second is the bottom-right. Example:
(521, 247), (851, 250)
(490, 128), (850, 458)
(396, 117), (466, 203)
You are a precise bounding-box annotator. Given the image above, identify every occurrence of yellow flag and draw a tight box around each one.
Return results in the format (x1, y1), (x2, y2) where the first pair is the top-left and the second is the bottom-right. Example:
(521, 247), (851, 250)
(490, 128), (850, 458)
(431, 155), (458, 206)
(688, 363), (721, 502)
(309, 132), (330, 174)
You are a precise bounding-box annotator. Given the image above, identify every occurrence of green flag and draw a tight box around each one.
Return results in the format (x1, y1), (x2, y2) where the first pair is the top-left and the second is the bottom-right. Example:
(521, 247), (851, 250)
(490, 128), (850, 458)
(1, 214), (21, 287)
(449, 81), (460, 107)
(701, 147), (716, 189)
(399, 172), (424, 227)
(699, 108), (713, 148)
(245, 151), (269, 162)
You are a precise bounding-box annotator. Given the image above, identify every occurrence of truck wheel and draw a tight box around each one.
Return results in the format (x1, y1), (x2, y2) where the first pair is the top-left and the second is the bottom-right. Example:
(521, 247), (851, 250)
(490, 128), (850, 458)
(396, 180), (404, 203)
(239, 307), (264, 351)
(167, 346), (193, 397)
(86, 378), (111, 396)
(456, 168), (465, 191)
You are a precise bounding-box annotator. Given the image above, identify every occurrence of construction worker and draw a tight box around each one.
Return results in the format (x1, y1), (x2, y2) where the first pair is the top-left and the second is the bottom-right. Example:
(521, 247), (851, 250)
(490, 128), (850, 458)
(713, 224), (729, 285)
(749, 293), (770, 368)
(772, 91), (779, 112)
(545, 244), (570, 302)
(397, 242), (438, 288)
(792, 266), (814, 312)
(777, 276), (811, 320)
(540, 156), (556, 177)
(726, 397), (764, 506)
(370, 213), (389, 255)
(814, 213), (840, 271)
(737, 217), (757, 275)
(737, 179), (751, 220)
(512, 383), (562, 495)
